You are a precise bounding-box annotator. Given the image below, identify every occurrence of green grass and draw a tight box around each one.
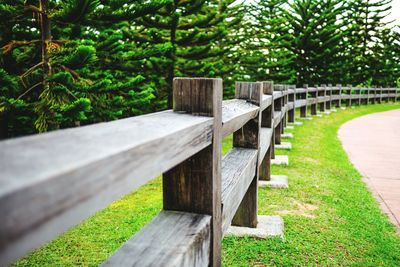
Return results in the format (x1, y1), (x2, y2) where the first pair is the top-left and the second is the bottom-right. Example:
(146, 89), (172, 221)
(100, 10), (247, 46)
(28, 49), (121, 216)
(15, 103), (400, 266)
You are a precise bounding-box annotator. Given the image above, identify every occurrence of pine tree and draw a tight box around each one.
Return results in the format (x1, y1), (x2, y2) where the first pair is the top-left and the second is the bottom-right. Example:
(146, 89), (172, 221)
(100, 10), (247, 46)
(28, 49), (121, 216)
(284, 0), (345, 85)
(82, 0), (173, 116)
(251, 0), (296, 84)
(371, 27), (400, 86)
(0, 0), (170, 138)
(343, 0), (392, 85)
(0, 0), (99, 137)
(133, 0), (232, 107)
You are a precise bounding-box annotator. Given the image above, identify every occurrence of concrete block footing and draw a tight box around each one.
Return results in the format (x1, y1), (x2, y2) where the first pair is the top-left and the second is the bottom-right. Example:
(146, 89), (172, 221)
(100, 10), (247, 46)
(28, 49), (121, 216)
(271, 155), (289, 166)
(299, 117), (313, 121)
(275, 142), (292, 150)
(225, 216), (284, 239)
(282, 133), (294, 139)
(259, 175), (288, 189)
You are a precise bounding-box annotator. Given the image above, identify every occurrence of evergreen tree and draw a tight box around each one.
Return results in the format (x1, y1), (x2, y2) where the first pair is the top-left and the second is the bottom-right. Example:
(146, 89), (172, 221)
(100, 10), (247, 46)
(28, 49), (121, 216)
(343, 0), (392, 85)
(371, 27), (400, 86)
(284, 0), (345, 86)
(134, 0), (233, 107)
(0, 0), (99, 137)
(0, 0), (169, 138)
(251, 0), (296, 84)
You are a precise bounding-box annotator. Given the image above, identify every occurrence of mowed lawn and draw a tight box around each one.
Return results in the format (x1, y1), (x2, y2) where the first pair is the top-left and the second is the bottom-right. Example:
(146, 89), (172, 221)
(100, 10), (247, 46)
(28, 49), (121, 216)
(15, 103), (400, 266)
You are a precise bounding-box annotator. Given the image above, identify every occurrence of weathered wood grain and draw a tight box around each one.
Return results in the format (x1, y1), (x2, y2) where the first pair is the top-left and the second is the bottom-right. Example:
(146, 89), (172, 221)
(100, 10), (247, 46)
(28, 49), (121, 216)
(318, 85), (326, 112)
(295, 88), (307, 93)
(273, 111), (282, 128)
(222, 99), (259, 137)
(326, 84), (332, 110)
(232, 82), (262, 228)
(288, 85), (296, 123)
(259, 128), (273, 165)
(102, 211), (211, 267)
(295, 99), (307, 108)
(296, 86), (308, 117)
(259, 146), (272, 181)
(0, 110), (214, 266)
(164, 77), (222, 266)
(273, 91), (283, 99)
(306, 85), (317, 116)
(221, 148), (258, 233)
(261, 95), (273, 111)
(236, 82), (263, 105)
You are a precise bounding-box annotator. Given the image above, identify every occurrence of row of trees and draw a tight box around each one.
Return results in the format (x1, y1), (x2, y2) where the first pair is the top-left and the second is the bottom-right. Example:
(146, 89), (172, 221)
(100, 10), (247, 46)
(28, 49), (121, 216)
(1, 0), (399, 138)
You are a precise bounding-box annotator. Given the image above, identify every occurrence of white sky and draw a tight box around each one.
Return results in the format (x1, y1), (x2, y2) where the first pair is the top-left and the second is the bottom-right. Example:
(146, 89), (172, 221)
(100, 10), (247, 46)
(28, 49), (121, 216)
(242, 0), (400, 27)
(388, 0), (400, 26)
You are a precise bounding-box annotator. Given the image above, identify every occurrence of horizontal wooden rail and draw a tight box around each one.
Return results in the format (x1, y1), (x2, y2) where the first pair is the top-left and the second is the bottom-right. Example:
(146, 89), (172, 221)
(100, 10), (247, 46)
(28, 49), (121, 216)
(0, 110), (215, 265)
(0, 79), (398, 266)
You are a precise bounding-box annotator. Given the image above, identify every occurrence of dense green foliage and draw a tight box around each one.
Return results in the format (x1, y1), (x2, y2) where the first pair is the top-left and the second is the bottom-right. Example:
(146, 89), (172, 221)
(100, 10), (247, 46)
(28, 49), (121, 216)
(1, 0), (399, 138)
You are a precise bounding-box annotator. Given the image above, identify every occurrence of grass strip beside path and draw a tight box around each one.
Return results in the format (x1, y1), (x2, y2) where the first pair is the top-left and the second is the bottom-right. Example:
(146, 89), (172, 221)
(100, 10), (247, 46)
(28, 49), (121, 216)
(16, 104), (400, 266)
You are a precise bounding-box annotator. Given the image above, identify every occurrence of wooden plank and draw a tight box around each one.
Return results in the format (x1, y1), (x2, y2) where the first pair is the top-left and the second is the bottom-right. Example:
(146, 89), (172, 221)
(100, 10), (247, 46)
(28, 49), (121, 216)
(0, 111), (214, 266)
(295, 99), (307, 108)
(222, 99), (259, 137)
(261, 95), (273, 111)
(232, 82), (262, 228)
(273, 91), (283, 99)
(287, 102), (295, 110)
(236, 82), (262, 105)
(259, 128), (273, 164)
(295, 88), (307, 93)
(317, 96), (326, 103)
(273, 111), (282, 128)
(221, 148), (258, 233)
(163, 77), (222, 266)
(102, 211), (211, 267)
(288, 85), (296, 126)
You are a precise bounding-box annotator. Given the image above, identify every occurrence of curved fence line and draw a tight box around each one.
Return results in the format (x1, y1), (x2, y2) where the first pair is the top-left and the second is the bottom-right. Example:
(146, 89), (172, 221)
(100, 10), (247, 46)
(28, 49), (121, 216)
(0, 79), (398, 266)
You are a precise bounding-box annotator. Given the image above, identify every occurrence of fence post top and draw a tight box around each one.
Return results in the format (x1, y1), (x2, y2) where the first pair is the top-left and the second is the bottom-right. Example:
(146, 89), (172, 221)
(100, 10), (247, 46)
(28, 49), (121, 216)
(173, 77), (222, 117)
(260, 81), (274, 95)
(235, 81), (263, 106)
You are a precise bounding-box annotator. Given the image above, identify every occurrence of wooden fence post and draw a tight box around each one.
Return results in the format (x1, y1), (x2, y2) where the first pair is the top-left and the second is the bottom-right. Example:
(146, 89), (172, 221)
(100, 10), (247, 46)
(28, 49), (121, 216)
(307, 84), (317, 115)
(357, 86), (361, 106)
(274, 84), (283, 144)
(326, 84), (332, 110)
(260, 81), (274, 180)
(231, 82), (263, 228)
(283, 85), (288, 130)
(379, 87), (383, 103)
(383, 87), (386, 102)
(300, 85), (308, 117)
(336, 84), (342, 108)
(163, 77), (222, 266)
(319, 84), (326, 112)
(370, 87), (374, 105)
(288, 85), (296, 123)
(346, 85), (352, 107)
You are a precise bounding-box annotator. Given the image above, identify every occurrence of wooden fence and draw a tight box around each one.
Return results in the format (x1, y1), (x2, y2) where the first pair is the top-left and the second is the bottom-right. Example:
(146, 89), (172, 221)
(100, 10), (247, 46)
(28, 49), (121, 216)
(0, 78), (398, 266)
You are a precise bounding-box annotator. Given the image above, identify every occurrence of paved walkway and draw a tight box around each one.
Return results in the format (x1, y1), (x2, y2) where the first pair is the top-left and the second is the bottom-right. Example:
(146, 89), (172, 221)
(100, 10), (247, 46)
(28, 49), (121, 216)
(338, 109), (400, 231)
